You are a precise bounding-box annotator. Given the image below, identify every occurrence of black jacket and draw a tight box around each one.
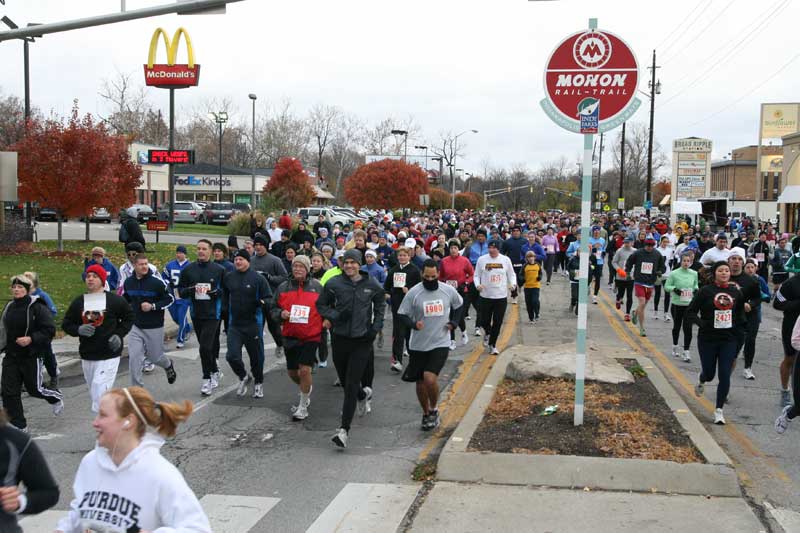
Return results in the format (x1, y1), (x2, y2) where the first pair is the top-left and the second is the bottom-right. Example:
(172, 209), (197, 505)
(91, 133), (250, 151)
(177, 260), (226, 321)
(686, 283), (745, 342)
(774, 274), (800, 333)
(222, 267), (271, 330)
(317, 273), (386, 339)
(121, 214), (145, 249)
(62, 291), (134, 361)
(383, 262), (421, 312)
(625, 248), (665, 286)
(0, 295), (55, 358)
(123, 270), (174, 329)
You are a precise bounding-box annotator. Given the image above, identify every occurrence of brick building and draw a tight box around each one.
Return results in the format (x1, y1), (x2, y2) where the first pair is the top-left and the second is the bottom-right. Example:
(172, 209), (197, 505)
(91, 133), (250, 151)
(710, 145), (783, 202)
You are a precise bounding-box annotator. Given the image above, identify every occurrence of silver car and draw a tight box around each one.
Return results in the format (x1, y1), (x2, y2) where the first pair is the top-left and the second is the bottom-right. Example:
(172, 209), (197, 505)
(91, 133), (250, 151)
(158, 202), (202, 223)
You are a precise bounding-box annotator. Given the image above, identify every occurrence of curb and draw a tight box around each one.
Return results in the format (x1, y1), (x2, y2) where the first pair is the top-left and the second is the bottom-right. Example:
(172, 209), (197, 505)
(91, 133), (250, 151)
(436, 345), (741, 497)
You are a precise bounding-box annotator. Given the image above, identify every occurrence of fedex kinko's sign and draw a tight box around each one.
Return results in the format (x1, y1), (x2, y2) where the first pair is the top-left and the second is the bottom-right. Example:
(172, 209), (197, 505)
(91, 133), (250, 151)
(540, 29), (640, 134)
(144, 27), (200, 89)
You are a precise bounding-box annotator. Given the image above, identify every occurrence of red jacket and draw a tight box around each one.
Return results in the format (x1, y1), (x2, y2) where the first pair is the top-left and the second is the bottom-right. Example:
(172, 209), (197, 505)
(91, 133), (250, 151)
(272, 276), (323, 343)
(439, 255), (474, 291)
(278, 214), (293, 230)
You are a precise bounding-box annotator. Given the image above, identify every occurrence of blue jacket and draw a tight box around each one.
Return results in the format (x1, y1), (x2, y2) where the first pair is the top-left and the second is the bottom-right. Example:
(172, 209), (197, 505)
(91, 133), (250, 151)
(123, 270), (174, 329)
(468, 241), (489, 266)
(162, 258), (192, 293)
(83, 257), (120, 291)
(222, 267), (271, 330)
(588, 237), (607, 265)
(566, 240), (581, 258)
(361, 261), (387, 285)
(502, 236), (527, 265)
(215, 259), (235, 273)
(521, 242), (546, 263)
(32, 288), (57, 316)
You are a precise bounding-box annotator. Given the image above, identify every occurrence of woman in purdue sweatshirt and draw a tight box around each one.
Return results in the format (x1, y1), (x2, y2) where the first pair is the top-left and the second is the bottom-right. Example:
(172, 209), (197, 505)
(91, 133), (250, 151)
(56, 386), (210, 533)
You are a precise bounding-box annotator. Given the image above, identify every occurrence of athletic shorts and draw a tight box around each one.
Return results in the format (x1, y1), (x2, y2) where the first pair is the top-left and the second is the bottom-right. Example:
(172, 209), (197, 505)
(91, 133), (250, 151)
(285, 342), (320, 370)
(402, 347), (449, 383)
(634, 284), (654, 301)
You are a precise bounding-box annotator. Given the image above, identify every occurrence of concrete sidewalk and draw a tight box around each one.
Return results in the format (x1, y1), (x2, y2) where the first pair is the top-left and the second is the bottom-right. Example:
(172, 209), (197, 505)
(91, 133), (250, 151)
(407, 273), (767, 532)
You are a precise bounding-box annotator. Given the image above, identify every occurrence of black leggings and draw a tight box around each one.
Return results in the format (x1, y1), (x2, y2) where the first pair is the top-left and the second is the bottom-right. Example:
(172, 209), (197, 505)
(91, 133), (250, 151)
(591, 265), (602, 296)
(450, 288), (468, 339)
(524, 287), (540, 320)
(742, 311), (760, 369)
(331, 334), (372, 431)
(653, 285), (671, 313)
(607, 259), (616, 285)
(480, 297), (507, 347)
(615, 280), (634, 314)
(556, 251), (566, 272)
(789, 356), (800, 419)
(698, 336), (737, 409)
(391, 309), (410, 363)
(670, 305), (693, 349)
(544, 254), (556, 282)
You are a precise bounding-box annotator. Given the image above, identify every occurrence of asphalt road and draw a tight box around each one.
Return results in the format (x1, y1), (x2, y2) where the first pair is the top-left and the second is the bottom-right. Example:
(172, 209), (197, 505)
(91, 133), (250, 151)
(35, 219), (222, 245)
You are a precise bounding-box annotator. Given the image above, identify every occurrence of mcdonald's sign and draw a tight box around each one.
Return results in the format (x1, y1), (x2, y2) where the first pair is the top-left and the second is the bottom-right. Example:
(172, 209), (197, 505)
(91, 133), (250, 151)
(143, 27), (200, 89)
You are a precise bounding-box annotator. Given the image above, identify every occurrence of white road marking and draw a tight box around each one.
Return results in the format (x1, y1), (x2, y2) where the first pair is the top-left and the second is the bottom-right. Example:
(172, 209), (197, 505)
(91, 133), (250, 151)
(764, 501), (800, 532)
(32, 432), (64, 441)
(18, 510), (63, 532)
(306, 483), (420, 533)
(200, 494), (281, 533)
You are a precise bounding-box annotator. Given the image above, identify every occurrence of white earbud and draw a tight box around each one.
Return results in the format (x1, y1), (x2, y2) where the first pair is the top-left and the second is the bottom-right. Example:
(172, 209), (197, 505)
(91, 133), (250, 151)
(123, 420), (131, 428)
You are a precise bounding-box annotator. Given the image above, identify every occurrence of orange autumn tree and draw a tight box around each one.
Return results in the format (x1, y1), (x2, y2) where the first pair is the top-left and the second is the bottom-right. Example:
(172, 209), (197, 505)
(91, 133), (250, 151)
(429, 187), (452, 210)
(455, 191), (482, 210)
(263, 157), (316, 209)
(13, 102), (141, 250)
(344, 158), (429, 208)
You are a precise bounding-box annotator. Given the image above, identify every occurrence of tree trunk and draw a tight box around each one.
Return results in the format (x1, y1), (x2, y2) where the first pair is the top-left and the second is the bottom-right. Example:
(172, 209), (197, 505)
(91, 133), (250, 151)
(57, 214), (63, 252)
(85, 218), (90, 241)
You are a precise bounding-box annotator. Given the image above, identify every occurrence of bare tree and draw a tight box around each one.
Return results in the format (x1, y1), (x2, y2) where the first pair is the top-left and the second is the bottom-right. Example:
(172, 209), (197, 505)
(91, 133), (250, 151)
(363, 115), (421, 157)
(256, 99), (310, 167)
(98, 70), (149, 139)
(0, 92), (33, 149)
(607, 122), (667, 206)
(307, 104), (340, 180)
(326, 112), (363, 200)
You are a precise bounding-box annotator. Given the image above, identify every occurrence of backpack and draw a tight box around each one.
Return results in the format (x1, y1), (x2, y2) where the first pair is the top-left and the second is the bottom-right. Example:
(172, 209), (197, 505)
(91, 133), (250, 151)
(118, 220), (130, 243)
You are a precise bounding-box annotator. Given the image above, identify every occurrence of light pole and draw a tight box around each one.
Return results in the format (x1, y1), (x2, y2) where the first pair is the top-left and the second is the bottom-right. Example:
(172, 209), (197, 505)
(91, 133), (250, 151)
(391, 129), (408, 161)
(452, 129), (478, 210)
(645, 49), (661, 218)
(431, 156), (443, 185)
(414, 145), (428, 170)
(465, 172), (473, 192)
(208, 111), (228, 202)
(248, 93), (257, 209)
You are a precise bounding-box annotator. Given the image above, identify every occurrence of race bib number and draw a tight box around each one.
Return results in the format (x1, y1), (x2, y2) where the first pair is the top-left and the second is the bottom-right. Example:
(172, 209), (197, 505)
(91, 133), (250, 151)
(424, 299), (445, 317)
(393, 272), (407, 288)
(714, 309), (732, 329)
(289, 305), (310, 324)
(195, 283), (211, 300)
(446, 280), (458, 288)
(640, 262), (653, 274)
(545, 245), (555, 253)
(680, 289), (693, 302)
(488, 273), (504, 287)
(756, 253), (765, 263)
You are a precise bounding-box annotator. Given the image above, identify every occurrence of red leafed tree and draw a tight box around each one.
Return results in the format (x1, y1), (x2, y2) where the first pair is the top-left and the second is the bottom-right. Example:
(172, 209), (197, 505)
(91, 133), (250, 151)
(13, 101), (142, 250)
(652, 180), (671, 207)
(264, 157), (316, 209)
(344, 159), (429, 208)
(429, 187), (452, 210)
(455, 191), (482, 211)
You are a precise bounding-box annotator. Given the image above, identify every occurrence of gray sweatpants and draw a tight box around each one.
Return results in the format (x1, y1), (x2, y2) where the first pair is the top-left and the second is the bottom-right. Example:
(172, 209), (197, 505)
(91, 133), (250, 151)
(128, 325), (170, 387)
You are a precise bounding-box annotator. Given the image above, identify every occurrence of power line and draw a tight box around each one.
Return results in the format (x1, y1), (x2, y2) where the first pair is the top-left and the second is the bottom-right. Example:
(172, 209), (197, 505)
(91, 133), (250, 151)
(659, 0), (713, 56)
(688, 52), (800, 127)
(661, 0), (736, 65)
(653, 0), (706, 51)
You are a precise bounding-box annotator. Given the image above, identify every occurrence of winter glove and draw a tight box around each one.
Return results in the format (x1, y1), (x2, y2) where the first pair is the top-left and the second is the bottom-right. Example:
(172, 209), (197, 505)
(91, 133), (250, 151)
(672, 288), (682, 296)
(108, 334), (122, 352)
(365, 328), (378, 342)
(77, 324), (96, 337)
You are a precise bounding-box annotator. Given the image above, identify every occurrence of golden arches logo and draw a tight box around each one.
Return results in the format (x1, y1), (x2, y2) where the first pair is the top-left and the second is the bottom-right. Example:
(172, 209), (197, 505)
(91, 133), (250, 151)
(143, 27), (200, 88)
(148, 27), (195, 68)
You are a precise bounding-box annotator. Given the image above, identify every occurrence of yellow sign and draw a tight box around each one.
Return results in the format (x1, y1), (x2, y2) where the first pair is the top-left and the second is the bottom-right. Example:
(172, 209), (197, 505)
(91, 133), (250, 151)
(144, 27), (199, 89)
(148, 27), (195, 68)
(603, 204), (611, 211)
(761, 103), (800, 140)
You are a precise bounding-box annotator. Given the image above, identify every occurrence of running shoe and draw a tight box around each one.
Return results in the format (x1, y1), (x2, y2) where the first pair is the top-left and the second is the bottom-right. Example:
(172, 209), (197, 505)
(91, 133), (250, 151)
(529, 319), (535, 324)
(639, 326), (646, 337)
(483, 335), (489, 347)
(253, 383), (264, 398)
(332, 428), (348, 448)
(200, 379), (213, 396)
(682, 350), (691, 363)
(429, 409), (441, 430)
(334, 378), (341, 386)
(653, 313), (659, 320)
(546, 281), (551, 286)
(569, 304), (575, 314)
(143, 361), (156, 373)
(390, 360), (403, 373)
(465, 314), (471, 321)
(671, 346), (680, 358)
(421, 413), (431, 431)
(631, 312), (638, 325)
(275, 346), (284, 359)
(165, 362), (177, 385)
(592, 295), (598, 305)
(615, 300), (621, 310)
(176, 341), (184, 349)
(491, 346), (500, 355)
(461, 331), (469, 345)
(319, 360), (328, 368)
(292, 403), (308, 420)
(743, 368), (755, 380)
(714, 408), (726, 425)
(775, 404), (792, 434)
(663, 313), (671, 322)
(52, 399), (64, 416)
(624, 314), (631, 322)
(237, 375), (252, 397)
(211, 371), (223, 389)
(781, 389), (792, 408)
(357, 387), (373, 416)
(694, 375), (704, 397)
(512, 297), (518, 305)
(377, 331), (384, 349)
(474, 327), (482, 337)
(449, 340), (457, 351)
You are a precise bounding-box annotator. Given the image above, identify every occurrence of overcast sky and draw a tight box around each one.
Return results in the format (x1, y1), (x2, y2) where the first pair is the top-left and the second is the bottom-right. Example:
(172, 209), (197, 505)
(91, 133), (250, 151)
(0, 0), (797, 177)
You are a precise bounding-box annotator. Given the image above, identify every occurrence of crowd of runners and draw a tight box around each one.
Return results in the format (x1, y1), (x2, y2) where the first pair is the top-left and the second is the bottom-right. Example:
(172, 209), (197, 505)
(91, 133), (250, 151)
(4, 207), (800, 530)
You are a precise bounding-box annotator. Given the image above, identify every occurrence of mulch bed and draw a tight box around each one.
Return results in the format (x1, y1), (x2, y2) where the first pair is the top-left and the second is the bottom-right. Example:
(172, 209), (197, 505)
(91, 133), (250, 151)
(469, 359), (703, 463)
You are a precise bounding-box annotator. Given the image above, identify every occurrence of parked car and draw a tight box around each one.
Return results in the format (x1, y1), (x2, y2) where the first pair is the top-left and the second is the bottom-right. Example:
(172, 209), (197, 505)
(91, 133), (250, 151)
(232, 202), (251, 214)
(79, 208), (112, 223)
(158, 202), (202, 223)
(195, 201), (208, 210)
(36, 207), (58, 221)
(295, 207), (353, 227)
(125, 204), (155, 222)
(202, 202), (235, 225)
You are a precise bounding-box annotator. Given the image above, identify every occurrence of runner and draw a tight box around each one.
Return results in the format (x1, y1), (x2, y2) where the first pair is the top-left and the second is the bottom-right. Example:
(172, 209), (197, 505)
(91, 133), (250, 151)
(117, 242), (158, 373)
(122, 253), (177, 389)
(687, 261), (745, 425)
(625, 238), (664, 337)
(467, 229), (489, 335)
(62, 265), (134, 413)
(653, 236), (674, 321)
(0, 274), (64, 431)
(24, 271), (60, 389)
(82, 246), (120, 292)
(273, 255), (324, 420)
(664, 252), (698, 362)
(362, 250), (387, 348)
(518, 251), (542, 323)
(251, 234), (288, 359)
(541, 227), (559, 285)
(438, 239), (473, 348)
(384, 247), (421, 372)
(612, 236), (636, 321)
(588, 227), (606, 304)
(177, 239), (226, 396)
(398, 259), (463, 431)
(55, 387), (211, 532)
(741, 257), (770, 380)
(474, 240), (517, 355)
(317, 249), (386, 448)
(699, 233), (731, 266)
(162, 245), (193, 349)
(776, 312), (800, 433)
(727, 249), (762, 382)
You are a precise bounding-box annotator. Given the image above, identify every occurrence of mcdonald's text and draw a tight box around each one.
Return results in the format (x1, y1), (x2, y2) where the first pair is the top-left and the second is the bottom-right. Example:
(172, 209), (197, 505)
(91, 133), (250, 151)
(144, 64), (200, 88)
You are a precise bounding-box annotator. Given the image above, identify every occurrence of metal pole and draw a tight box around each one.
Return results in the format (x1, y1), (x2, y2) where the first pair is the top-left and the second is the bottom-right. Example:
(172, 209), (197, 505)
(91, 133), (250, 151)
(451, 137), (458, 210)
(23, 39), (32, 227)
(218, 121), (223, 201)
(619, 122), (626, 216)
(597, 132), (604, 209)
(167, 88), (175, 229)
(646, 49), (656, 218)
(251, 98), (256, 208)
(731, 152), (736, 206)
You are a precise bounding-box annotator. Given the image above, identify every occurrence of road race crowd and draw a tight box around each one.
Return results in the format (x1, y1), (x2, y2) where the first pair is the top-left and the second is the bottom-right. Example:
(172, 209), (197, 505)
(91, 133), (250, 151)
(2, 207), (800, 530)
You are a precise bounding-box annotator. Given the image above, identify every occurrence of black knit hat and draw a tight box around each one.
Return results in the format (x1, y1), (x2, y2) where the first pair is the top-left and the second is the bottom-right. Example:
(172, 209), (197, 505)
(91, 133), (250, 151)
(234, 249), (251, 262)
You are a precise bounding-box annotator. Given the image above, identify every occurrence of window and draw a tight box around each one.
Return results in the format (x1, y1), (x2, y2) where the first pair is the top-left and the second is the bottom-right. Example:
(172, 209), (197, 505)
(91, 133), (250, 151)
(773, 172), (781, 200)
(762, 172), (770, 201)
(176, 193), (194, 201)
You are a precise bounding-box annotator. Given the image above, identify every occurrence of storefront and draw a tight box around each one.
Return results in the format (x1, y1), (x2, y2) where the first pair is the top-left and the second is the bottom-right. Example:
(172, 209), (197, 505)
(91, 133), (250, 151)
(173, 163), (271, 205)
(130, 143), (169, 208)
(779, 132), (800, 232)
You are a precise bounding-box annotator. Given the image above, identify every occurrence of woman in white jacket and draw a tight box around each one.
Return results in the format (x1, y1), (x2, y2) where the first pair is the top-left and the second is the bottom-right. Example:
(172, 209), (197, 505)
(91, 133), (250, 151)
(56, 387), (210, 533)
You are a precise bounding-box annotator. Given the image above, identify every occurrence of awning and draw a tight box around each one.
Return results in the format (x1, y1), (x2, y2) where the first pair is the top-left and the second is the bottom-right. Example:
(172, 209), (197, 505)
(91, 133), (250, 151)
(313, 185), (335, 200)
(659, 194), (671, 206)
(777, 185), (800, 204)
(672, 200), (703, 215)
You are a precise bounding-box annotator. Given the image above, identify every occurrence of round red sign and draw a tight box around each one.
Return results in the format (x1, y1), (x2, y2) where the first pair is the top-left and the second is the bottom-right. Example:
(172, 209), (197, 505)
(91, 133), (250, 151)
(542, 29), (639, 133)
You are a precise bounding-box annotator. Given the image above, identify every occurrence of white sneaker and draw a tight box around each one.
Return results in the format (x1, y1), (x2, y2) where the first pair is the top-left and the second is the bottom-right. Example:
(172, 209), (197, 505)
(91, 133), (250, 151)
(237, 375), (252, 397)
(176, 341), (184, 349)
(357, 386), (373, 416)
(491, 346), (500, 355)
(292, 403), (308, 420)
(775, 404), (792, 434)
(483, 335), (489, 347)
(671, 346), (680, 358)
(449, 340), (457, 351)
(391, 360), (403, 373)
(461, 331), (469, 345)
(252, 383), (264, 398)
(332, 427), (348, 448)
(512, 297), (518, 305)
(663, 313), (671, 322)
(714, 408), (726, 425)
(318, 360), (328, 368)
(474, 328), (482, 337)
(143, 361), (156, 373)
(200, 379), (213, 396)
(52, 399), (64, 416)
(275, 346), (284, 359)
(211, 371), (222, 389)
(743, 368), (755, 380)
(653, 314), (659, 320)
(682, 350), (691, 363)
(694, 375), (704, 397)
(592, 295), (598, 304)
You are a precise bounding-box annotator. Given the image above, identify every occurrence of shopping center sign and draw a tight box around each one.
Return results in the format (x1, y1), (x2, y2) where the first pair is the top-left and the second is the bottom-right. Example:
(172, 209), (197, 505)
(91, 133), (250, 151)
(541, 27), (640, 134)
(144, 27), (200, 89)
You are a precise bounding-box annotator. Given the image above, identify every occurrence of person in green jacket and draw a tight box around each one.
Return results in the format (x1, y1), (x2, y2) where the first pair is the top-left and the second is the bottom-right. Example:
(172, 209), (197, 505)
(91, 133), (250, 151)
(664, 251), (699, 362)
(784, 239), (800, 274)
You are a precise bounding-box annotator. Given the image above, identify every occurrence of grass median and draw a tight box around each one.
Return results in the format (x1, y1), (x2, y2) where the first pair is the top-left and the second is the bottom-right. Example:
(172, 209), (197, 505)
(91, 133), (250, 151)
(145, 222), (233, 235)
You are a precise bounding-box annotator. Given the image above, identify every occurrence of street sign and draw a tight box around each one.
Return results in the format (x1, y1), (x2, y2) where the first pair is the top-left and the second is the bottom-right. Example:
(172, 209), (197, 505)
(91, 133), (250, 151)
(147, 149), (194, 165)
(144, 28), (200, 89)
(594, 190), (609, 203)
(603, 204), (611, 212)
(644, 200), (652, 210)
(618, 198), (625, 209)
(540, 28), (640, 133)
(419, 194), (430, 206)
(146, 220), (168, 231)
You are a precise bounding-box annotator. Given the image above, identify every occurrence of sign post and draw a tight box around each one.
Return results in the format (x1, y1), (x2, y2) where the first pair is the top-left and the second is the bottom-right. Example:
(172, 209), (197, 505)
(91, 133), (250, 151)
(540, 18), (640, 426)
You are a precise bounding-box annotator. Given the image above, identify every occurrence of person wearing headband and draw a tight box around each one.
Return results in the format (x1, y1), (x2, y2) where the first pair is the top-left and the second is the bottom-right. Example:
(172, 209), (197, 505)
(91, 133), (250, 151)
(55, 387), (210, 533)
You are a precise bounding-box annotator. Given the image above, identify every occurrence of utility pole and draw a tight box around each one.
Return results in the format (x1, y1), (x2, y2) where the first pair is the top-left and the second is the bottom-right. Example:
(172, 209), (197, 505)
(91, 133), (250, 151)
(619, 122), (626, 216)
(597, 132), (604, 211)
(646, 49), (660, 218)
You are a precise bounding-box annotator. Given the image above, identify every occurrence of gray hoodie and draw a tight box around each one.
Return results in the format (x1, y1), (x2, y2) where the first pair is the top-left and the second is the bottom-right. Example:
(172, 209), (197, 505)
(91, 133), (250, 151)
(611, 245), (635, 281)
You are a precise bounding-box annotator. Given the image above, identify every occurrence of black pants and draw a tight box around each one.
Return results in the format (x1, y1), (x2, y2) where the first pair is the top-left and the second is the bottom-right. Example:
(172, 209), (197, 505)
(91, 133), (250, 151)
(480, 297), (507, 347)
(653, 285), (671, 313)
(1, 354), (62, 430)
(742, 311), (761, 369)
(591, 265), (602, 296)
(524, 287), (540, 320)
(42, 341), (58, 379)
(607, 259), (616, 285)
(789, 352), (800, 419)
(615, 280), (634, 314)
(194, 318), (221, 379)
(698, 337), (737, 409)
(467, 283), (481, 327)
(450, 288), (468, 339)
(570, 282), (578, 311)
(391, 308), (410, 363)
(226, 325), (265, 384)
(670, 305), (693, 349)
(544, 254), (556, 282)
(317, 329), (329, 363)
(331, 334), (372, 431)
(556, 251), (566, 272)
